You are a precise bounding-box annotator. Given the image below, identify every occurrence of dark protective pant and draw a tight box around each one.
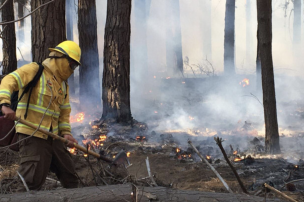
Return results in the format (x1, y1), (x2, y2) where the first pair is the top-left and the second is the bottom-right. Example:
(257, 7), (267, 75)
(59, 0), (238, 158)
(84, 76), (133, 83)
(17, 133), (79, 190)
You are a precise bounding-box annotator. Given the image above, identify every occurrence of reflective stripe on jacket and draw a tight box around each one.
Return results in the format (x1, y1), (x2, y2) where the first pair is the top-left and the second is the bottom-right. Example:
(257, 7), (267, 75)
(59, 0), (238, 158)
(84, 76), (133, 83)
(0, 62), (72, 139)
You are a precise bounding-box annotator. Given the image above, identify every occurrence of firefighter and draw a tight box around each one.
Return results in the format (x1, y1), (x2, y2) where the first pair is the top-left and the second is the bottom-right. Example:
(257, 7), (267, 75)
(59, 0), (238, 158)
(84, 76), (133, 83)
(0, 40), (81, 190)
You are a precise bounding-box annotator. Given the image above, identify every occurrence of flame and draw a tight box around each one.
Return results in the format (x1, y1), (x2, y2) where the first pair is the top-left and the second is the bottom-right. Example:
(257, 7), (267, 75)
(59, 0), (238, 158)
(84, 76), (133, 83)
(239, 78), (249, 87)
(136, 136), (146, 141)
(295, 165), (299, 169)
(70, 112), (85, 123)
(206, 155), (211, 160)
(84, 154), (88, 157)
(113, 155), (116, 159)
(234, 157), (242, 162)
(92, 125), (98, 129)
(69, 148), (76, 154)
(233, 151), (238, 155)
(99, 135), (107, 142)
(127, 152), (131, 157)
(176, 148), (181, 153)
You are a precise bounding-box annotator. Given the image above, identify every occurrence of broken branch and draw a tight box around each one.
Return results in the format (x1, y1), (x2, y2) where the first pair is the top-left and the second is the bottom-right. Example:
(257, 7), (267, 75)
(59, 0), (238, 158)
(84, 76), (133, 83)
(188, 140), (233, 193)
(264, 183), (297, 202)
(214, 137), (249, 194)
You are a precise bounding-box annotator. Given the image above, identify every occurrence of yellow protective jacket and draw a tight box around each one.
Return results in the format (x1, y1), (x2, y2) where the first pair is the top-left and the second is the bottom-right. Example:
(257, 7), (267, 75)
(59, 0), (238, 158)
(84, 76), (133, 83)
(0, 58), (72, 139)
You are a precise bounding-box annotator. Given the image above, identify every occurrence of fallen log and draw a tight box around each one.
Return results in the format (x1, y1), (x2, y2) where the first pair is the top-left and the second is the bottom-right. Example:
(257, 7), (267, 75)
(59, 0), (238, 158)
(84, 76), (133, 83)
(0, 184), (285, 202)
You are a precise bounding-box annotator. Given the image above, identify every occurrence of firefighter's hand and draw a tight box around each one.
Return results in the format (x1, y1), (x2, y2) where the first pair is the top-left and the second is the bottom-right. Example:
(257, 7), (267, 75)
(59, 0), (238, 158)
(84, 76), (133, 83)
(64, 134), (78, 148)
(1, 106), (16, 121)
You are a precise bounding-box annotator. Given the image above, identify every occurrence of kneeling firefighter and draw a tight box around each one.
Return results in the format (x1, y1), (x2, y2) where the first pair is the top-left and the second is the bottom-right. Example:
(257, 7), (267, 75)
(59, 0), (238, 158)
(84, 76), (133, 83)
(0, 41), (81, 190)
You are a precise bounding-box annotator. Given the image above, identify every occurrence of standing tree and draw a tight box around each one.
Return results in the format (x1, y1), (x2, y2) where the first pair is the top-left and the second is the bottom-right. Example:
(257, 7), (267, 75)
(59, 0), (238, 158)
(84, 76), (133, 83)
(15, 0), (27, 42)
(224, 0), (235, 75)
(102, 0), (132, 123)
(1, 0), (17, 75)
(78, 0), (100, 107)
(166, 0), (183, 76)
(66, 0), (75, 95)
(31, 0), (66, 63)
(293, 0), (301, 45)
(257, 0), (280, 154)
(246, 0), (251, 64)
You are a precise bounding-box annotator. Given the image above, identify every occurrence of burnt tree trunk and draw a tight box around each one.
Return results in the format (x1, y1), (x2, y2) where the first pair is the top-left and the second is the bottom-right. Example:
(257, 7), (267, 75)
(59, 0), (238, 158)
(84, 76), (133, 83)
(224, 0), (235, 75)
(31, 0), (66, 63)
(66, 0), (75, 95)
(256, 29), (261, 92)
(257, 0), (280, 154)
(1, 0), (17, 75)
(293, 0), (301, 45)
(78, 0), (101, 107)
(102, 0), (132, 123)
(166, 0), (183, 76)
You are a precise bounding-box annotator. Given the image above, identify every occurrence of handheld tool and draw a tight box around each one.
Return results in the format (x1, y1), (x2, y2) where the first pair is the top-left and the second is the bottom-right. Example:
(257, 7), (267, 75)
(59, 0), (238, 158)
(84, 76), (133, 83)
(15, 118), (129, 166)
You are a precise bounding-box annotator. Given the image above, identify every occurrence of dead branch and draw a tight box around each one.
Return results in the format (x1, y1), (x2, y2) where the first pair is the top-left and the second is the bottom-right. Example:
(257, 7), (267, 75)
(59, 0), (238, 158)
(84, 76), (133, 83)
(0, 0), (54, 25)
(264, 183), (297, 202)
(214, 137), (249, 194)
(0, 0), (9, 10)
(188, 140), (233, 193)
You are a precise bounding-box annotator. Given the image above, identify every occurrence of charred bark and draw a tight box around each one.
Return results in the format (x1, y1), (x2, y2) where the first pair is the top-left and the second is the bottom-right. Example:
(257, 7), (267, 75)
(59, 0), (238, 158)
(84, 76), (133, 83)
(102, 0), (132, 123)
(166, 0), (183, 76)
(0, 184), (283, 202)
(256, 29), (261, 92)
(257, 0), (280, 154)
(293, 0), (301, 45)
(224, 0), (235, 75)
(66, 0), (75, 95)
(31, 0), (66, 63)
(1, 0), (17, 75)
(78, 0), (100, 107)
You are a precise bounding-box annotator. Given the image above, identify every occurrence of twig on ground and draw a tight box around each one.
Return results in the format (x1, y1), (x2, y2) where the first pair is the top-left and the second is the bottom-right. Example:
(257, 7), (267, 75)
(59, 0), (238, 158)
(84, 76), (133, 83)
(17, 171), (29, 192)
(188, 139), (233, 193)
(214, 137), (249, 194)
(145, 157), (157, 186)
(264, 183), (297, 202)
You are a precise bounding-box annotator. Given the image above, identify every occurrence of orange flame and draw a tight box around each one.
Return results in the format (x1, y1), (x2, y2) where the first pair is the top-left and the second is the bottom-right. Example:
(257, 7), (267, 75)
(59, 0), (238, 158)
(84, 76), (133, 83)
(127, 152), (131, 157)
(233, 151), (238, 155)
(84, 154), (88, 157)
(176, 148), (180, 153)
(69, 148), (76, 154)
(206, 155), (211, 160)
(99, 135), (106, 142)
(234, 157), (242, 162)
(239, 78), (249, 87)
(70, 112), (85, 123)
(92, 125), (98, 129)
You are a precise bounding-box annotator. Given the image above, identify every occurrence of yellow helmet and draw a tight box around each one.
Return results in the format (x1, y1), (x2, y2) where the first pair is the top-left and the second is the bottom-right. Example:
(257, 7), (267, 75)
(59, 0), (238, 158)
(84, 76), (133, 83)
(49, 40), (81, 65)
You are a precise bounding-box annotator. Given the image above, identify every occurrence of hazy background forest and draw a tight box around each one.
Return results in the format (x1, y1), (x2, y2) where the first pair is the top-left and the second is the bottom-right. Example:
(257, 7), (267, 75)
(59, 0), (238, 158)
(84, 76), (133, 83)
(1, 0), (304, 149)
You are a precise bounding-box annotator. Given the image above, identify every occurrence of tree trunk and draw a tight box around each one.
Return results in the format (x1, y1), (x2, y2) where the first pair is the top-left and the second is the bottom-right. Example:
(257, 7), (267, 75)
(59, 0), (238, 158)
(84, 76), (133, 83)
(246, 0), (251, 64)
(256, 29), (262, 92)
(224, 0), (235, 75)
(17, 0), (26, 42)
(1, 0), (17, 75)
(66, 0), (75, 95)
(31, 0), (66, 63)
(201, 0), (212, 60)
(257, 0), (280, 154)
(133, 0), (150, 72)
(78, 0), (101, 107)
(293, 0), (301, 45)
(102, 0), (132, 123)
(0, 184), (284, 202)
(166, 0), (183, 76)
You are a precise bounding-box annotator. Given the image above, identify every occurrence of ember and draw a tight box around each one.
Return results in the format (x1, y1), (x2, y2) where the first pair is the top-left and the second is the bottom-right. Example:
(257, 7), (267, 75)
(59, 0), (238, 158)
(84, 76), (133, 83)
(176, 148), (181, 153)
(68, 148), (76, 155)
(127, 152), (131, 157)
(206, 155), (211, 160)
(70, 112), (85, 123)
(234, 157), (242, 162)
(136, 136), (146, 142)
(233, 150), (238, 155)
(239, 78), (249, 87)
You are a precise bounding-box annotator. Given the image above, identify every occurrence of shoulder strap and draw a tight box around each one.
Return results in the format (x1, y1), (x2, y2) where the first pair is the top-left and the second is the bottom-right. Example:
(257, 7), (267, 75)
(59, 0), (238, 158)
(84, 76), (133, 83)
(22, 63), (44, 119)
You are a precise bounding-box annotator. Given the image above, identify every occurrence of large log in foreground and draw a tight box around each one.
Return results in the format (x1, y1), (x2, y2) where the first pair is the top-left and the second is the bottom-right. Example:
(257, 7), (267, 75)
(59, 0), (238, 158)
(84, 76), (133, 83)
(0, 184), (285, 202)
